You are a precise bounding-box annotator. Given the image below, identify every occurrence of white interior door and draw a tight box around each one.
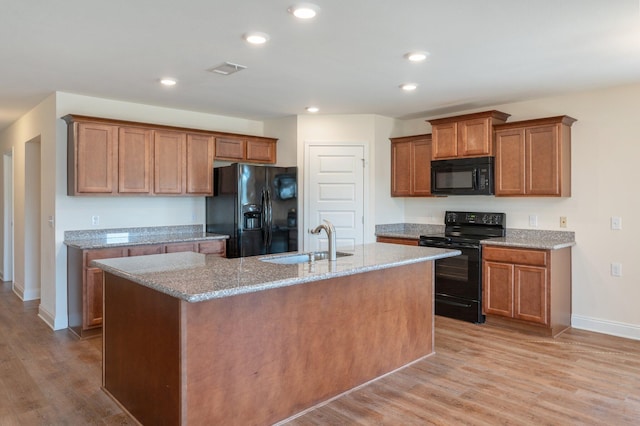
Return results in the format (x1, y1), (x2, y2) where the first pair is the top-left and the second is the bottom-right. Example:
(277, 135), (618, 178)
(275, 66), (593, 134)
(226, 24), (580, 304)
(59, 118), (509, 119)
(305, 144), (365, 252)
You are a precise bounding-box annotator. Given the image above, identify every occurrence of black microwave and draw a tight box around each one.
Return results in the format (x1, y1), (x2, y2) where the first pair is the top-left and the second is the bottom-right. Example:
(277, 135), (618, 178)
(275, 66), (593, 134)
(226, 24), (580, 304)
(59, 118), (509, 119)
(431, 157), (494, 195)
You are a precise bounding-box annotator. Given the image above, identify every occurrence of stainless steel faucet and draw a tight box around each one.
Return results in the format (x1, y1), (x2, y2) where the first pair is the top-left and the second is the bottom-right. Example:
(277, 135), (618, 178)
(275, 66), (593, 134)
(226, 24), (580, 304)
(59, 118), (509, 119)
(309, 219), (337, 261)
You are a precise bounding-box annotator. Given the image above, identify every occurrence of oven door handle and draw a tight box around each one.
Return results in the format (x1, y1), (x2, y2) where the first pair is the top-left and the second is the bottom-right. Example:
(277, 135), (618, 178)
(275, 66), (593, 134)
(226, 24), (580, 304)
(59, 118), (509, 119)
(472, 169), (478, 190)
(436, 298), (472, 308)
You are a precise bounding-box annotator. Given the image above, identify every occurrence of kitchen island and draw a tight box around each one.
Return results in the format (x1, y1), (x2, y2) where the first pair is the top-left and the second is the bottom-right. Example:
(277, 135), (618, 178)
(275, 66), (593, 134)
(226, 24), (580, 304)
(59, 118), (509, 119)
(93, 243), (460, 425)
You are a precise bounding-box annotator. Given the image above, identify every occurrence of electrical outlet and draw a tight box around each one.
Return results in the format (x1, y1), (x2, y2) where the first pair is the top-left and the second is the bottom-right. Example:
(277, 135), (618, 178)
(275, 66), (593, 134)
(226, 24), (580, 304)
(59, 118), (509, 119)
(91, 215), (100, 226)
(560, 216), (567, 228)
(529, 215), (538, 228)
(611, 263), (622, 277)
(611, 216), (622, 230)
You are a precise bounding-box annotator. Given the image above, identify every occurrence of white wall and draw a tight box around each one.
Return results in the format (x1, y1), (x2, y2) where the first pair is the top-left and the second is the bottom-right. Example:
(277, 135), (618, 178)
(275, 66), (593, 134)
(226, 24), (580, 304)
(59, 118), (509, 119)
(0, 94), (57, 327)
(392, 83), (640, 340)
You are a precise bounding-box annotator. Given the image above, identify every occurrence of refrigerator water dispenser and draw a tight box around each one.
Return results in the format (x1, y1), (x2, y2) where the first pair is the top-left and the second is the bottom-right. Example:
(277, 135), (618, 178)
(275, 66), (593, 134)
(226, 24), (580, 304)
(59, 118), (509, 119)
(243, 204), (262, 230)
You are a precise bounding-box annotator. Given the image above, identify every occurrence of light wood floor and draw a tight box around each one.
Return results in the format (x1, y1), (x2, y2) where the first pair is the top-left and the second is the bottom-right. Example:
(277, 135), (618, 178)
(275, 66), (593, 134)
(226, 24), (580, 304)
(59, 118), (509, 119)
(1, 280), (639, 425)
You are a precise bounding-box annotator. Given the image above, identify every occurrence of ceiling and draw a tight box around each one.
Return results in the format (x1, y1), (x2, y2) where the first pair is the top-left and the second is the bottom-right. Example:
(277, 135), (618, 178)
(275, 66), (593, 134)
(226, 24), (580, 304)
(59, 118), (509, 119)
(1, 0), (640, 131)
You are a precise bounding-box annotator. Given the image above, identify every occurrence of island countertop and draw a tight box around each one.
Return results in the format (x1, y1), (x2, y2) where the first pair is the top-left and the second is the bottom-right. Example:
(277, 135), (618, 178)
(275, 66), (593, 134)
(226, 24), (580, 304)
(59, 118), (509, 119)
(92, 242), (460, 303)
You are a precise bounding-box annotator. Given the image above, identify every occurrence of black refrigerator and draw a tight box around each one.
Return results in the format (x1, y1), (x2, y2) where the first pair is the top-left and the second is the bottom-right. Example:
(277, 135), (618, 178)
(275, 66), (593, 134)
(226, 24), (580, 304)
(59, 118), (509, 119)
(206, 163), (298, 258)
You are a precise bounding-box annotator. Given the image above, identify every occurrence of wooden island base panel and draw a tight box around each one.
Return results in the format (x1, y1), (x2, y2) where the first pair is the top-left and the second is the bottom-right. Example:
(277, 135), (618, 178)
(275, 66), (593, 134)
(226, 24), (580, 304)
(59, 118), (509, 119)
(103, 261), (434, 425)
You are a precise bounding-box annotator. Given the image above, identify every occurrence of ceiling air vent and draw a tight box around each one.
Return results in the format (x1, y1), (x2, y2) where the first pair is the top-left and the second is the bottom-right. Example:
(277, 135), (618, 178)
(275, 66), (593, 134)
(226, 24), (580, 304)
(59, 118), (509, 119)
(207, 62), (247, 75)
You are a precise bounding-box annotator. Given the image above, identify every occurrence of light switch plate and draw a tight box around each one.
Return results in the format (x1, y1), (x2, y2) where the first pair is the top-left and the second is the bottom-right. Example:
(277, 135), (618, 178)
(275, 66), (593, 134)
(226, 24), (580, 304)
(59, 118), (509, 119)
(611, 216), (622, 230)
(611, 263), (623, 277)
(529, 215), (538, 228)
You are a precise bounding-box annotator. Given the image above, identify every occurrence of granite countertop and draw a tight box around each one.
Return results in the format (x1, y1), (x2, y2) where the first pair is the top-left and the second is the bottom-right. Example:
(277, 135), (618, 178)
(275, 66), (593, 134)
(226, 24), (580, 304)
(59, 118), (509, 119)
(64, 225), (228, 250)
(91, 243), (461, 303)
(479, 229), (575, 250)
(375, 223), (575, 250)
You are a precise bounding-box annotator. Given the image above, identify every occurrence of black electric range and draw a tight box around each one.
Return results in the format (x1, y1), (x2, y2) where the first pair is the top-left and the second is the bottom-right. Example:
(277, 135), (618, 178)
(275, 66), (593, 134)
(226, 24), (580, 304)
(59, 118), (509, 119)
(419, 211), (506, 323)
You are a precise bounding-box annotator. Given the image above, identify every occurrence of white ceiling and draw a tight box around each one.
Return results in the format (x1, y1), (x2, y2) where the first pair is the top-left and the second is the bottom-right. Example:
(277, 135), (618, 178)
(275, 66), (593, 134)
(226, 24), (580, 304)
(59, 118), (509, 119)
(1, 0), (640, 131)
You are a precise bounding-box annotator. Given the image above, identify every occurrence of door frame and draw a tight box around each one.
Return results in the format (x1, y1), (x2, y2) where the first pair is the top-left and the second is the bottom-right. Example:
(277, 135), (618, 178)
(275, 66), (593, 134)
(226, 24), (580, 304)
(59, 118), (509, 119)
(3, 150), (14, 282)
(302, 141), (370, 251)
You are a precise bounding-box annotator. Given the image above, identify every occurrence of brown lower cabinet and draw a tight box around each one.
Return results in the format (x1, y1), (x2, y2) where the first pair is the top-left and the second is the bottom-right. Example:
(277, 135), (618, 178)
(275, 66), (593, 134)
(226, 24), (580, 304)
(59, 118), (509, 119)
(482, 245), (572, 337)
(67, 240), (226, 338)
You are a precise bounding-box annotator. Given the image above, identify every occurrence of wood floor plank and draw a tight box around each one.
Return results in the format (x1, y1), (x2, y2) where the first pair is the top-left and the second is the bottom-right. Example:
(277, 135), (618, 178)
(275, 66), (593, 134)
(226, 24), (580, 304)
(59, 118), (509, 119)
(1, 281), (640, 425)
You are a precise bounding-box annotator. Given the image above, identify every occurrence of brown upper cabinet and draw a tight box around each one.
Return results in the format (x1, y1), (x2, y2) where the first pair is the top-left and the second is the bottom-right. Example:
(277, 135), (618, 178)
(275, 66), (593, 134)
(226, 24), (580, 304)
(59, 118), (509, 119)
(185, 133), (215, 195)
(64, 115), (276, 196)
(71, 121), (118, 194)
(119, 127), (153, 194)
(494, 116), (576, 197)
(390, 134), (433, 197)
(153, 130), (215, 195)
(214, 136), (277, 163)
(428, 110), (510, 159)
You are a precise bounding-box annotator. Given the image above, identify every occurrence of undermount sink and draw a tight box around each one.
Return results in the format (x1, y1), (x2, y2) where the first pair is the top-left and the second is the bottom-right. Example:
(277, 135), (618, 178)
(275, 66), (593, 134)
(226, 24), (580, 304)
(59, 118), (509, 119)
(260, 251), (353, 265)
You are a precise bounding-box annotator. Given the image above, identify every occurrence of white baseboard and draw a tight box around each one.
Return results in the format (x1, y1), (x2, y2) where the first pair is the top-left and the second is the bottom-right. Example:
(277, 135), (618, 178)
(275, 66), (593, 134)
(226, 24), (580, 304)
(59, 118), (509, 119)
(11, 280), (40, 301)
(38, 304), (67, 330)
(572, 314), (640, 341)
(12, 281), (25, 299)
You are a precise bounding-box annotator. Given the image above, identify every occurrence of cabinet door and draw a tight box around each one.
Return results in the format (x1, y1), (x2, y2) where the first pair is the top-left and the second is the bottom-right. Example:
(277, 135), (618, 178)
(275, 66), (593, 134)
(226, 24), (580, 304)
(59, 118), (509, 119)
(391, 141), (412, 196)
(119, 127), (152, 193)
(514, 265), (548, 324)
(154, 130), (186, 194)
(75, 122), (117, 194)
(432, 123), (458, 159)
(127, 245), (163, 256)
(483, 261), (514, 317)
(495, 129), (526, 195)
(198, 240), (226, 256)
(246, 139), (276, 163)
(412, 139), (432, 196)
(84, 267), (105, 328)
(458, 118), (492, 157)
(526, 125), (560, 195)
(186, 134), (214, 195)
(215, 137), (244, 160)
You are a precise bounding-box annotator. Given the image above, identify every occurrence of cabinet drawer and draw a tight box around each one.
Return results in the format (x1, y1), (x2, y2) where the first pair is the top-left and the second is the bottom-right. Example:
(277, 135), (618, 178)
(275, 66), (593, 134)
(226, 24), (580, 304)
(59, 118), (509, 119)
(483, 246), (547, 266)
(198, 240), (226, 255)
(376, 236), (419, 246)
(85, 248), (126, 267)
(127, 244), (163, 256)
(164, 242), (197, 253)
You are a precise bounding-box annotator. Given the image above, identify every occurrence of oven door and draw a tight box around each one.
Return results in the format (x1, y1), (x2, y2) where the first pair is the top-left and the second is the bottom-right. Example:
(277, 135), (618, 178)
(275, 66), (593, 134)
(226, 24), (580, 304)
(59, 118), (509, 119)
(419, 239), (484, 323)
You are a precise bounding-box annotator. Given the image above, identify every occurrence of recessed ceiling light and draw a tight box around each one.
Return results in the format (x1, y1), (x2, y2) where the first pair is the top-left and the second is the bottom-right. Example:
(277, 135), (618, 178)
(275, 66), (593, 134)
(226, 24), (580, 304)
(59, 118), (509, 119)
(243, 32), (270, 45)
(306, 106), (319, 113)
(400, 83), (418, 91)
(160, 78), (177, 86)
(405, 51), (429, 62)
(288, 3), (320, 19)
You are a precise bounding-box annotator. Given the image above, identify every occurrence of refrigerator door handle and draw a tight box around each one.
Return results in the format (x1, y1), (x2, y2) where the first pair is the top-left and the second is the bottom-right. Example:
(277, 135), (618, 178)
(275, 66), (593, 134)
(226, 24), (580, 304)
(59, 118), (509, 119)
(265, 187), (273, 248)
(261, 189), (268, 249)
